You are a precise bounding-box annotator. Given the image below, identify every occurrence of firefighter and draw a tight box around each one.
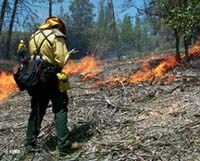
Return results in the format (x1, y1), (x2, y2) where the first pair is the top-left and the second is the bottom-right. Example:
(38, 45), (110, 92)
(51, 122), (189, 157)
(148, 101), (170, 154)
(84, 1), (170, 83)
(17, 39), (27, 63)
(25, 16), (75, 155)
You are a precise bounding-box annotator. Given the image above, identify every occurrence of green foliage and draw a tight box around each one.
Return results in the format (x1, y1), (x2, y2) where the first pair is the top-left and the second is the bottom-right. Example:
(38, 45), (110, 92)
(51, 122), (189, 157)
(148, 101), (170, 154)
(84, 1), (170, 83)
(69, 0), (94, 30)
(0, 31), (29, 59)
(121, 15), (152, 52)
(156, 0), (200, 38)
(144, 0), (200, 57)
(68, 0), (95, 58)
(90, 0), (120, 58)
(120, 15), (134, 47)
(2, 0), (199, 60)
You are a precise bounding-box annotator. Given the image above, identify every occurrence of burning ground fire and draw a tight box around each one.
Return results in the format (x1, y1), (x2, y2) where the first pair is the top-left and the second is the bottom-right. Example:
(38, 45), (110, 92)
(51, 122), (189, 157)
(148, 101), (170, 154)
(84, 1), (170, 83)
(0, 71), (18, 101)
(1, 44), (200, 102)
(63, 55), (102, 80)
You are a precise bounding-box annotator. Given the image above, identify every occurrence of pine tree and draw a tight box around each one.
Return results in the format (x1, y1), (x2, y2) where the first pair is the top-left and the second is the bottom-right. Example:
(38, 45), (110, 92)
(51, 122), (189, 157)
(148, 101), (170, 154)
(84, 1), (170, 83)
(69, 0), (95, 58)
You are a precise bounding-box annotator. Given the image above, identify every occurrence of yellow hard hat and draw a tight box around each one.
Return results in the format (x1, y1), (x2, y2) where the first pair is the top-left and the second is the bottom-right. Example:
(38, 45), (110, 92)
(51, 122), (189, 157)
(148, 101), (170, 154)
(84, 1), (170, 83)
(39, 16), (66, 34)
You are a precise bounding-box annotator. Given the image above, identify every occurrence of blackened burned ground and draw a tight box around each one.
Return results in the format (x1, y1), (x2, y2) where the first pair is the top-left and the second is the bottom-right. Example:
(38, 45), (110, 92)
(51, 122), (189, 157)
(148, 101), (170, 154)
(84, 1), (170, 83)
(1, 57), (200, 161)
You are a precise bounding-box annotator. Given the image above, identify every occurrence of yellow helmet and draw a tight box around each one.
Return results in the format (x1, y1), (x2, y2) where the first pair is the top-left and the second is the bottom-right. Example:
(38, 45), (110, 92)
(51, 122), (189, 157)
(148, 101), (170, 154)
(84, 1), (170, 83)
(39, 16), (66, 34)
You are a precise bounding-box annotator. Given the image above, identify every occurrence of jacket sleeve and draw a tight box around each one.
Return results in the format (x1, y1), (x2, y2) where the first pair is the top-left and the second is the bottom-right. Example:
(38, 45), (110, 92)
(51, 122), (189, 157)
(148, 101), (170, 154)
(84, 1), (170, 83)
(53, 37), (69, 67)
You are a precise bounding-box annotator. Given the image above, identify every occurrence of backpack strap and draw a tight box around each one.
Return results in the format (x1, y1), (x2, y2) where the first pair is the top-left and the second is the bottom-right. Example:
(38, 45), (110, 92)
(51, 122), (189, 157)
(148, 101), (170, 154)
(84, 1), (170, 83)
(31, 30), (41, 53)
(31, 30), (54, 56)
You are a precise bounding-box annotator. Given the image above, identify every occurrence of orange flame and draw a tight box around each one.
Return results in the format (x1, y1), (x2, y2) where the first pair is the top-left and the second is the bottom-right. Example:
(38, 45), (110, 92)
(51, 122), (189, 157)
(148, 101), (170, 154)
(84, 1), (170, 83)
(92, 73), (127, 87)
(63, 55), (102, 80)
(0, 71), (18, 101)
(189, 43), (200, 56)
(0, 55), (102, 102)
(92, 54), (179, 87)
(128, 61), (153, 84)
(128, 55), (178, 84)
(1, 44), (200, 101)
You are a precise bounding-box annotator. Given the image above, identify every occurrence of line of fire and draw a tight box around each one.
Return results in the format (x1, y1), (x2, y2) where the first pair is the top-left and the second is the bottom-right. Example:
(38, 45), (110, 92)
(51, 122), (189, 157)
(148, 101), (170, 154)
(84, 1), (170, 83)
(1, 43), (200, 102)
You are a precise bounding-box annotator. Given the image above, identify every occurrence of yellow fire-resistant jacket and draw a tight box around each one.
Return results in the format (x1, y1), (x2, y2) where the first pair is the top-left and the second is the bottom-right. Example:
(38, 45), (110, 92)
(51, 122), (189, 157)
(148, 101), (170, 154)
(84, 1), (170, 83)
(17, 43), (26, 53)
(29, 28), (69, 68)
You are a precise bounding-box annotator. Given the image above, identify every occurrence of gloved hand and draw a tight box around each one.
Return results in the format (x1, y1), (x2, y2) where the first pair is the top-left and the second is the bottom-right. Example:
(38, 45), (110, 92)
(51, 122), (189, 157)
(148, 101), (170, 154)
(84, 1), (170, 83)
(56, 72), (71, 92)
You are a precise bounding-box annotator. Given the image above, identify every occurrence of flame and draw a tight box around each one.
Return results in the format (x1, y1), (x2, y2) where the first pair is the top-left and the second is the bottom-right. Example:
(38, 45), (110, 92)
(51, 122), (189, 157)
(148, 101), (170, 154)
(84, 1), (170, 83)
(92, 73), (127, 87)
(92, 54), (179, 87)
(0, 55), (103, 102)
(0, 71), (18, 101)
(189, 43), (200, 56)
(63, 54), (102, 80)
(128, 61), (153, 84)
(128, 55), (178, 84)
(1, 44), (200, 101)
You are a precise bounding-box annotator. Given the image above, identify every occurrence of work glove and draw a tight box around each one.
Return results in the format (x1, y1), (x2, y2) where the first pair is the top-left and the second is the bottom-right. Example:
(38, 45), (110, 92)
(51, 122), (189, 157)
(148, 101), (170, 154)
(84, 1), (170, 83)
(56, 72), (71, 92)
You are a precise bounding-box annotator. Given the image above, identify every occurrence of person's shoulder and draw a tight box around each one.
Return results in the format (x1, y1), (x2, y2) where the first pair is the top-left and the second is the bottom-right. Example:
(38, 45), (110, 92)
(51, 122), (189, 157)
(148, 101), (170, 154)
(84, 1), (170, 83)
(52, 29), (66, 38)
(30, 30), (40, 39)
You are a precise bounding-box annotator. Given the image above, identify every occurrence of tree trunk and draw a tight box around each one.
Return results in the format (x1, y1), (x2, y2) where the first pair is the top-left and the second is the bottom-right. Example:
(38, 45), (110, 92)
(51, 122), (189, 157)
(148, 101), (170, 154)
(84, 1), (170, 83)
(183, 35), (191, 63)
(108, 0), (120, 60)
(184, 37), (189, 57)
(0, 0), (8, 35)
(49, 0), (52, 17)
(174, 29), (181, 62)
(5, 0), (19, 59)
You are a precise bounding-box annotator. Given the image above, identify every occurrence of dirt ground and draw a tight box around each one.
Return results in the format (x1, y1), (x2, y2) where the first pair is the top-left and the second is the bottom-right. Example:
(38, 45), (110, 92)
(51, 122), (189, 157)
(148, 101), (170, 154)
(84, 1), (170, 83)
(0, 59), (17, 72)
(1, 56), (200, 161)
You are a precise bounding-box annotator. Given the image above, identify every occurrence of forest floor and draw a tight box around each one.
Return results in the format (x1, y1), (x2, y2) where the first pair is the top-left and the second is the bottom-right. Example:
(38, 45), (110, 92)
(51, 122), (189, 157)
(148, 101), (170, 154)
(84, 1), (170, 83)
(1, 55), (200, 161)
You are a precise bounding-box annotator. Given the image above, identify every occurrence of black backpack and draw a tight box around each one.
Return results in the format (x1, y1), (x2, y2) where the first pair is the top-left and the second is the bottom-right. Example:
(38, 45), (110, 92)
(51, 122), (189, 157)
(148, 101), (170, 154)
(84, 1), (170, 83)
(13, 56), (44, 92)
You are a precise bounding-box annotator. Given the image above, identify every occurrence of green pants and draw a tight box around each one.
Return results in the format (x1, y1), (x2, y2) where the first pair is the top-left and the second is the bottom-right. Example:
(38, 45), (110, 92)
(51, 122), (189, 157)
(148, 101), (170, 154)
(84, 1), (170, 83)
(25, 88), (71, 150)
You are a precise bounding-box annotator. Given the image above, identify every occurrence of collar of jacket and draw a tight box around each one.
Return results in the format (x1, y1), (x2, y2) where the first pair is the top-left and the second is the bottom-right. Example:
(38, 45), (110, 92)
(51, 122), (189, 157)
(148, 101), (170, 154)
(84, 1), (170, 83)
(52, 29), (66, 38)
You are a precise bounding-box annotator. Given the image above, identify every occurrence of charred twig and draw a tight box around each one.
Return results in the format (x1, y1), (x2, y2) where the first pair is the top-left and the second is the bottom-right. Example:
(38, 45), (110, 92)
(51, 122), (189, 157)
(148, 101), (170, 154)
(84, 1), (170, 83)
(165, 83), (184, 93)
